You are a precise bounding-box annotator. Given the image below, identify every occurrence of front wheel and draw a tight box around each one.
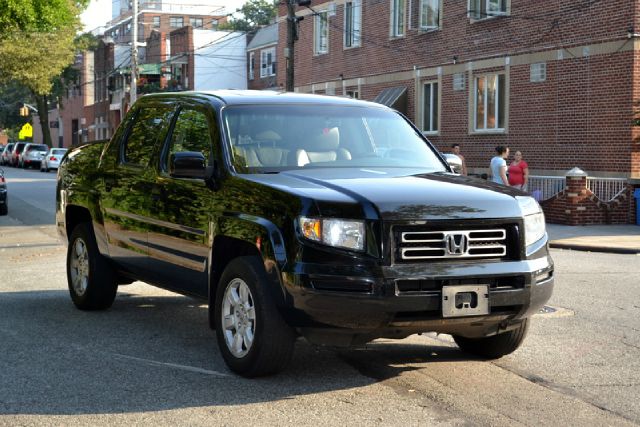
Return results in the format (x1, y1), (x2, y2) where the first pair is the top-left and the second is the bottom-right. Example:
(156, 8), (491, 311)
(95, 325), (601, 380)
(214, 256), (295, 377)
(67, 222), (118, 310)
(453, 319), (529, 359)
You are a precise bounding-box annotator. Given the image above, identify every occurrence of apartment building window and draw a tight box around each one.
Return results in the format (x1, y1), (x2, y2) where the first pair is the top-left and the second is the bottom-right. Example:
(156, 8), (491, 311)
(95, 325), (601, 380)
(190, 17), (203, 28)
(344, 1), (362, 48)
(249, 52), (255, 80)
(420, 0), (440, 29)
(468, 0), (507, 20)
(152, 16), (160, 28)
(474, 73), (506, 131)
(346, 90), (359, 99)
(390, 0), (405, 37)
(422, 81), (439, 133)
(170, 16), (184, 28)
(314, 10), (329, 54)
(260, 47), (276, 78)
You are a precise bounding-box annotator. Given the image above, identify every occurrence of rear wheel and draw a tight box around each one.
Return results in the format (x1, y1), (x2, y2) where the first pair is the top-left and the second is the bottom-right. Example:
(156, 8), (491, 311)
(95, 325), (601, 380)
(453, 319), (529, 359)
(67, 222), (118, 310)
(214, 256), (295, 377)
(0, 202), (7, 216)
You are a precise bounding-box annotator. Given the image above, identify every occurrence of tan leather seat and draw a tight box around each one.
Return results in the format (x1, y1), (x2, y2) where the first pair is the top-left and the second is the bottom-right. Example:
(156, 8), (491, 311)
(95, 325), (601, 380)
(293, 128), (351, 166)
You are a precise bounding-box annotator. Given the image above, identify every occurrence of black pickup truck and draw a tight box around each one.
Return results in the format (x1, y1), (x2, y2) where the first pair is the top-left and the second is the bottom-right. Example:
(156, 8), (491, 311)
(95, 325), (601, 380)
(56, 91), (553, 377)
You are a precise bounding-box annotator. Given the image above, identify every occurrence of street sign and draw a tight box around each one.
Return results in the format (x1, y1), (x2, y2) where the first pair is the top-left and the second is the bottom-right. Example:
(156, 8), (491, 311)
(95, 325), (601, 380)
(18, 123), (33, 140)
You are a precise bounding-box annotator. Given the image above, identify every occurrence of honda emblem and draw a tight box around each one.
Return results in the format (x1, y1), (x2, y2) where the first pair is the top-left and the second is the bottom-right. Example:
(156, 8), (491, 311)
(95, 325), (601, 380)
(446, 233), (468, 255)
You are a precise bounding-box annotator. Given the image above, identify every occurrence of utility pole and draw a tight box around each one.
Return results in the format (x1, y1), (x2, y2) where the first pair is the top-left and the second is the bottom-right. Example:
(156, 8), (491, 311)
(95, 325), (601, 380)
(130, 0), (138, 105)
(285, 1), (296, 92)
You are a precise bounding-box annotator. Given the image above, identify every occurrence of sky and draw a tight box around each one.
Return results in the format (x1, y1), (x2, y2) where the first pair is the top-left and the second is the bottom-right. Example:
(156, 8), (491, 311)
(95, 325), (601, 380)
(80, 0), (248, 32)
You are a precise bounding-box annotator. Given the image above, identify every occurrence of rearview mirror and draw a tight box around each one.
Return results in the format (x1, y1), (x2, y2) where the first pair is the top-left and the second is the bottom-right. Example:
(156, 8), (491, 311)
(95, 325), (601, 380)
(170, 151), (207, 179)
(442, 153), (463, 174)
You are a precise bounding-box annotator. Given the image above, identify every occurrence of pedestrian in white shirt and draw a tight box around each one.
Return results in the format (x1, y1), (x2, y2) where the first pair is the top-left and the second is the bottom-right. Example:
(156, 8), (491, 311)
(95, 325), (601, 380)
(490, 146), (509, 185)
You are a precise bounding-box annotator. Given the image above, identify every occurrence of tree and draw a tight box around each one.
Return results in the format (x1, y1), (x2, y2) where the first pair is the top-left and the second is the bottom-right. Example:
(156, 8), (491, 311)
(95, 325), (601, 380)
(0, 0), (89, 38)
(220, 0), (277, 32)
(0, 0), (88, 147)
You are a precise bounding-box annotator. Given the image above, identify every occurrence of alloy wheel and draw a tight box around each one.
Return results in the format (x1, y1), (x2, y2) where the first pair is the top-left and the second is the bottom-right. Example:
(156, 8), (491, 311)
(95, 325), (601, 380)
(221, 278), (256, 358)
(69, 238), (90, 296)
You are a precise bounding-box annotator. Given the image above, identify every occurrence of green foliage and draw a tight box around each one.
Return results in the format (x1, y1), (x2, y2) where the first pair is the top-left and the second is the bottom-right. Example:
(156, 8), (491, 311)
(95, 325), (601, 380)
(219, 0), (277, 32)
(0, 82), (31, 134)
(0, 0), (88, 38)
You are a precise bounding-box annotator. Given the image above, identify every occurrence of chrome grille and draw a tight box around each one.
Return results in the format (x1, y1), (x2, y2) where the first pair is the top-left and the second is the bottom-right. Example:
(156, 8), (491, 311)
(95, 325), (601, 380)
(398, 229), (507, 260)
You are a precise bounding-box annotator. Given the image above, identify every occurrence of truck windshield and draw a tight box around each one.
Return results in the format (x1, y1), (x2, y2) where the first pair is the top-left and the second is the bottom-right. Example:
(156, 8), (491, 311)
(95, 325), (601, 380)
(222, 104), (446, 173)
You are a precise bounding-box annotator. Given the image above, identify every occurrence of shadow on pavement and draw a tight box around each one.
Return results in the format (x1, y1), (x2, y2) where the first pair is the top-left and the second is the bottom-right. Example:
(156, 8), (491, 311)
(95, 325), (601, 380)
(0, 288), (468, 416)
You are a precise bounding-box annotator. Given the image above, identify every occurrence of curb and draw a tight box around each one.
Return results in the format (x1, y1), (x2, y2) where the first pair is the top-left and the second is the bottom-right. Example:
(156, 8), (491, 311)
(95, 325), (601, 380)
(549, 242), (640, 255)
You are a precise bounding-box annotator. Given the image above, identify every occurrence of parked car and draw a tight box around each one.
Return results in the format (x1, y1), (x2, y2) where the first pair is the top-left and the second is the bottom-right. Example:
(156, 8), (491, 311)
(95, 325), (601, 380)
(0, 168), (7, 215)
(56, 90), (554, 377)
(19, 143), (49, 169)
(0, 143), (13, 166)
(40, 148), (68, 172)
(9, 142), (26, 167)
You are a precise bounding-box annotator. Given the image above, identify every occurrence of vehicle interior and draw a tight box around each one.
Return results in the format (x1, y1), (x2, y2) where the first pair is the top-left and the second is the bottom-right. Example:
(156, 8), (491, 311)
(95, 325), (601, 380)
(223, 104), (446, 173)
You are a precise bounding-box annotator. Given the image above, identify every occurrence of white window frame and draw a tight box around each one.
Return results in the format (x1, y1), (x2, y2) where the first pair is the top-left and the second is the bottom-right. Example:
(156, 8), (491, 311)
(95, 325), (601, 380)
(468, 0), (507, 20)
(390, 0), (405, 37)
(260, 47), (276, 78)
(344, 0), (362, 48)
(473, 73), (506, 132)
(249, 52), (255, 80)
(152, 16), (160, 28)
(190, 17), (203, 28)
(419, 0), (440, 30)
(422, 81), (439, 134)
(314, 10), (329, 55)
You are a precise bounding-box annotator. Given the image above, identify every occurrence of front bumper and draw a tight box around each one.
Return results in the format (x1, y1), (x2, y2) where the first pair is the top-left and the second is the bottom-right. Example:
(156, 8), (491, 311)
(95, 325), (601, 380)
(280, 255), (553, 345)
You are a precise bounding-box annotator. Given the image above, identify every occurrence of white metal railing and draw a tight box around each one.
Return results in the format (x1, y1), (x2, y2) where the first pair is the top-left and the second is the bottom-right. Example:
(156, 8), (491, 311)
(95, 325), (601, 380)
(587, 177), (627, 202)
(527, 176), (565, 201)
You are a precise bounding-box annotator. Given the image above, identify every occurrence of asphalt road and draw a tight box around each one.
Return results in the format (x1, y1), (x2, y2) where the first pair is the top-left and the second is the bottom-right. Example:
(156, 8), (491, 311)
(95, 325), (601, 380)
(0, 165), (638, 426)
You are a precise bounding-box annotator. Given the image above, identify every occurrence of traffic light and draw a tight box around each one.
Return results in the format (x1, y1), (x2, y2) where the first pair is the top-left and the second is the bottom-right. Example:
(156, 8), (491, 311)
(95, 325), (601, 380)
(19, 106), (29, 116)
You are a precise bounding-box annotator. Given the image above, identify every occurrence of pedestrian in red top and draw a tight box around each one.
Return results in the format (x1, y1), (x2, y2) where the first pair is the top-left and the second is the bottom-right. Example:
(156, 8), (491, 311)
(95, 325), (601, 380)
(508, 150), (529, 191)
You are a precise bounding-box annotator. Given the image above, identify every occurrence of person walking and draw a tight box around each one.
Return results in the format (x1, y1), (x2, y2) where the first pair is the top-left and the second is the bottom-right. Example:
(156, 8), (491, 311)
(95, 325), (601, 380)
(451, 143), (467, 175)
(508, 150), (529, 191)
(490, 146), (509, 185)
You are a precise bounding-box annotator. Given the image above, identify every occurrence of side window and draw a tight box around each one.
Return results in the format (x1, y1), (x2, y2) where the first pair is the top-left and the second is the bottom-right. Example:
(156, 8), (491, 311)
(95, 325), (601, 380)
(165, 108), (212, 170)
(122, 106), (174, 166)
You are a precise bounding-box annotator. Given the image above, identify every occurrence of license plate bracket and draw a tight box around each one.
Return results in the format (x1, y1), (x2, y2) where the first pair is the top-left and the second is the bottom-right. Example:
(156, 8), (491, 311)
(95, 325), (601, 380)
(442, 285), (489, 318)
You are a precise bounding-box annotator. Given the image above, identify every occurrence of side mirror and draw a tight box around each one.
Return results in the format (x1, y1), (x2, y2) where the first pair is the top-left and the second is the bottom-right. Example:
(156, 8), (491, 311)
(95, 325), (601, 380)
(170, 151), (207, 179)
(442, 153), (463, 174)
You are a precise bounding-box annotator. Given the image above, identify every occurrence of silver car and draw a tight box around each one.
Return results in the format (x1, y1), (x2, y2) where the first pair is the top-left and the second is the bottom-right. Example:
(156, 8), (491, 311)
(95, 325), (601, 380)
(40, 148), (68, 172)
(20, 143), (49, 169)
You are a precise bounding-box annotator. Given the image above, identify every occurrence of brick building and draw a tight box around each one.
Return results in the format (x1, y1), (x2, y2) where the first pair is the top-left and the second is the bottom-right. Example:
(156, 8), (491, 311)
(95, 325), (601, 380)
(277, 0), (639, 180)
(276, 0), (640, 224)
(247, 23), (279, 90)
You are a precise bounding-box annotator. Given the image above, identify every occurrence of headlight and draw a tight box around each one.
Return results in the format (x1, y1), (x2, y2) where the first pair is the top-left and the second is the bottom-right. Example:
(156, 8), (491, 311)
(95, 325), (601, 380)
(517, 196), (546, 246)
(299, 217), (365, 251)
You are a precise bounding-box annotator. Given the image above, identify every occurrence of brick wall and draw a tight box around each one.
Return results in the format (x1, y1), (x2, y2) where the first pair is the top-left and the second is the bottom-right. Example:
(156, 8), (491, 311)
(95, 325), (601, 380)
(277, 0), (639, 178)
(248, 45), (279, 90)
(169, 26), (194, 90)
(541, 176), (637, 224)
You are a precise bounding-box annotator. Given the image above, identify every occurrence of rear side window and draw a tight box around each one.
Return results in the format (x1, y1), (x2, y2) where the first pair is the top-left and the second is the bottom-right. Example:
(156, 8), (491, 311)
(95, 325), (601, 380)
(122, 106), (174, 166)
(28, 144), (48, 152)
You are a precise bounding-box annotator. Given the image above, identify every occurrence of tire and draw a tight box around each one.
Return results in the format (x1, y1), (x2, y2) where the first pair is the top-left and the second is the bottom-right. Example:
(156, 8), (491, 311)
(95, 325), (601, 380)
(453, 318), (530, 359)
(66, 222), (118, 310)
(0, 203), (7, 216)
(214, 256), (295, 377)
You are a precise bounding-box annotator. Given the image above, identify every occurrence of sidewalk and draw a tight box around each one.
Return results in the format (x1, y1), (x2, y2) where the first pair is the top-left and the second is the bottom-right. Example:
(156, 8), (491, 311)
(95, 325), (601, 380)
(547, 223), (640, 254)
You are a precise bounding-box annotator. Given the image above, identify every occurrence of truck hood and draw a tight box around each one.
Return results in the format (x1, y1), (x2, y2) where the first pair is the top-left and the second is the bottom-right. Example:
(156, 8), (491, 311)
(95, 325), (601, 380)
(243, 168), (527, 220)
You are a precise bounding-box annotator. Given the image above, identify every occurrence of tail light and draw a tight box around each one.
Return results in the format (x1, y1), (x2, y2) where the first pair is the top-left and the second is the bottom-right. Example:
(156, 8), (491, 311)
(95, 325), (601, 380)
(0, 176), (5, 183)
(50, 156), (56, 161)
